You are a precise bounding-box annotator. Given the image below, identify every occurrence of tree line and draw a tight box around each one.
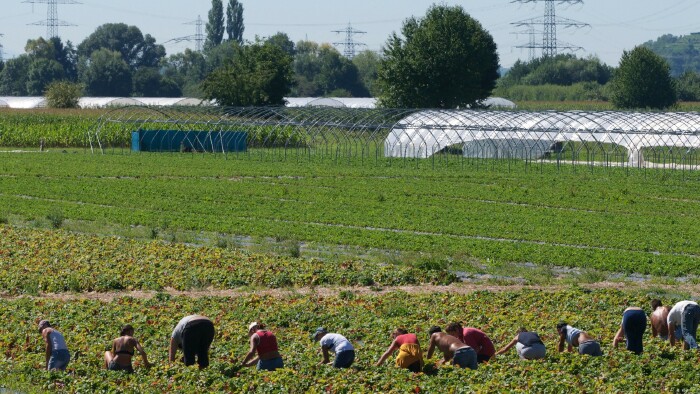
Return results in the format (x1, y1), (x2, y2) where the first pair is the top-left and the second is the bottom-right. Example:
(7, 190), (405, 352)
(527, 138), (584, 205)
(0, 2), (696, 110)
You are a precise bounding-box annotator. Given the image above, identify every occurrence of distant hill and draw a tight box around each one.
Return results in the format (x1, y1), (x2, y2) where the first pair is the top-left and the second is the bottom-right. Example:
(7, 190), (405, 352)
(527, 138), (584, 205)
(643, 33), (700, 76)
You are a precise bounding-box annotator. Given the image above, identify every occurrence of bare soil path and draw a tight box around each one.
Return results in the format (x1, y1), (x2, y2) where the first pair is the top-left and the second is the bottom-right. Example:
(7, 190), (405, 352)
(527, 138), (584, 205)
(3, 281), (699, 301)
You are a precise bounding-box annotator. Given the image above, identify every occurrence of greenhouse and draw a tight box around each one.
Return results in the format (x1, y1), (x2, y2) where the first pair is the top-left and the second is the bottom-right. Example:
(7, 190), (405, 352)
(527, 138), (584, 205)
(89, 106), (700, 170)
(385, 110), (700, 167)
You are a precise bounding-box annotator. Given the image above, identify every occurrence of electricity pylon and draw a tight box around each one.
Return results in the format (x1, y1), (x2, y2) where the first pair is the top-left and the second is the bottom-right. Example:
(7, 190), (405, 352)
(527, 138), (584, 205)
(23, 0), (80, 39)
(512, 0), (588, 58)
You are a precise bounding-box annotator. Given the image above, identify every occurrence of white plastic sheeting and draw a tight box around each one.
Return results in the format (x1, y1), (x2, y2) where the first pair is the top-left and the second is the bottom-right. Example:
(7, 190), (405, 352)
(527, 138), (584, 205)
(0, 96), (208, 109)
(385, 110), (700, 166)
(0, 96), (47, 108)
(78, 97), (144, 108)
(284, 97), (516, 109)
(285, 97), (378, 108)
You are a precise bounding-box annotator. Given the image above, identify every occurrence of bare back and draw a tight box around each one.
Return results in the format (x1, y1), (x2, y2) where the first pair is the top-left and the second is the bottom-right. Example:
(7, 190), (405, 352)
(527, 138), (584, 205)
(430, 333), (469, 361)
(112, 336), (138, 365)
(651, 306), (670, 338)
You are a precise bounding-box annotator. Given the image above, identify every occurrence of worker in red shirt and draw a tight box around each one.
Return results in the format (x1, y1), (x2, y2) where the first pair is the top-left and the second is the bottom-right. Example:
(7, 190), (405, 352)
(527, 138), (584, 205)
(446, 322), (495, 363)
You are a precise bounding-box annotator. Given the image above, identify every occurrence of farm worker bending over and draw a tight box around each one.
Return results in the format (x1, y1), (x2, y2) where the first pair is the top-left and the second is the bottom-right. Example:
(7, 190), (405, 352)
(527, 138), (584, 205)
(104, 324), (151, 373)
(426, 326), (477, 370)
(242, 322), (284, 371)
(445, 322), (495, 363)
(612, 307), (647, 354)
(311, 327), (355, 368)
(556, 322), (602, 356)
(169, 315), (215, 369)
(650, 299), (682, 340)
(38, 320), (70, 371)
(495, 328), (546, 360)
(375, 328), (423, 372)
(667, 300), (700, 350)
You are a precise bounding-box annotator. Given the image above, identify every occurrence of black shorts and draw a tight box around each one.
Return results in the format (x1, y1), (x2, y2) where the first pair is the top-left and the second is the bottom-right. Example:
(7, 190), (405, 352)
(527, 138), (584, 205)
(108, 360), (134, 373)
(182, 319), (215, 368)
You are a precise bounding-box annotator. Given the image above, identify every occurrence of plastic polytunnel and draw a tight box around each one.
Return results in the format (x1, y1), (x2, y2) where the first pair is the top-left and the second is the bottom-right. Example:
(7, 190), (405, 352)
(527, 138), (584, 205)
(385, 110), (700, 167)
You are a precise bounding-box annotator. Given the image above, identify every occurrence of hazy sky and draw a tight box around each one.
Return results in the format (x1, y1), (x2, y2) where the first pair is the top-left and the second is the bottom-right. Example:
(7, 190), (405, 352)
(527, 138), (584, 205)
(2, 0), (699, 67)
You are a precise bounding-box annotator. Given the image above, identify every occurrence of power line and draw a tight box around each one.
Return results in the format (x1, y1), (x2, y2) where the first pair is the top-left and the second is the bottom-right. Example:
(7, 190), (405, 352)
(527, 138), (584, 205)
(165, 15), (205, 52)
(512, 26), (538, 62)
(332, 23), (366, 59)
(511, 0), (589, 58)
(23, 0), (80, 39)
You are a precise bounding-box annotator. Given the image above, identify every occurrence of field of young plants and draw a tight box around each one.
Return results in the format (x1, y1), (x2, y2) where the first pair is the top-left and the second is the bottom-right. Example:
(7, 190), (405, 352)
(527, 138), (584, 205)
(2, 152), (700, 277)
(2, 288), (700, 393)
(2, 141), (700, 392)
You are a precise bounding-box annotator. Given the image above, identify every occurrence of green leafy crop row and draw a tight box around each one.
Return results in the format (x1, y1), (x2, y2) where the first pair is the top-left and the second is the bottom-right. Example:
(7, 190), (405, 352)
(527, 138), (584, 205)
(0, 289), (698, 393)
(0, 226), (455, 294)
(1, 152), (700, 276)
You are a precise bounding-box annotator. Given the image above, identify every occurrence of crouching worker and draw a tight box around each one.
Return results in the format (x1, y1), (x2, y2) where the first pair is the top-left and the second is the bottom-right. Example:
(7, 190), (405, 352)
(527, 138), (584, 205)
(312, 327), (355, 368)
(668, 300), (700, 350)
(495, 328), (546, 360)
(612, 307), (647, 354)
(426, 326), (477, 370)
(241, 322), (283, 371)
(169, 315), (215, 369)
(556, 322), (602, 356)
(38, 320), (70, 371)
(375, 328), (423, 372)
(104, 324), (151, 373)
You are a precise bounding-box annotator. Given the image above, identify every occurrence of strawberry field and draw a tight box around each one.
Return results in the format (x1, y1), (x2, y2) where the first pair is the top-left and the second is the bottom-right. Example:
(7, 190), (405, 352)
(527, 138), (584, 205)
(2, 142), (700, 392)
(1, 289), (700, 393)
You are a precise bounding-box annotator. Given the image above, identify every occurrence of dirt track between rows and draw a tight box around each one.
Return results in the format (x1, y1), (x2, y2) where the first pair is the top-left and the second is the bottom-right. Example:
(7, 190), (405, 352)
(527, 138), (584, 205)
(3, 281), (700, 301)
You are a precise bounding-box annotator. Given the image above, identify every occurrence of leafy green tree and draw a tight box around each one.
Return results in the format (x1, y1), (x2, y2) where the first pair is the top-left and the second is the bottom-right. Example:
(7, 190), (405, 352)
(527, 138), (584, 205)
(352, 50), (381, 97)
(377, 4), (499, 108)
(26, 59), (65, 95)
(609, 46), (677, 110)
(78, 24), (164, 70)
(162, 49), (208, 97)
(204, 40), (239, 72)
(206, 0), (225, 50)
(132, 67), (182, 97)
(266, 32), (295, 57)
(0, 55), (31, 95)
(291, 41), (368, 97)
(226, 0), (244, 44)
(202, 42), (293, 106)
(676, 70), (700, 101)
(132, 67), (161, 96)
(25, 37), (77, 80)
(499, 54), (612, 87)
(45, 81), (83, 108)
(81, 49), (132, 96)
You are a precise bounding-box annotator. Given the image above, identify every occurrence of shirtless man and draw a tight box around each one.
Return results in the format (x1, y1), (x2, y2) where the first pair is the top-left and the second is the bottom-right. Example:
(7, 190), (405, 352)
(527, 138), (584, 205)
(651, 298), (671, 340)
(426, 326), (477, 370)
(650, 299), (671, 339)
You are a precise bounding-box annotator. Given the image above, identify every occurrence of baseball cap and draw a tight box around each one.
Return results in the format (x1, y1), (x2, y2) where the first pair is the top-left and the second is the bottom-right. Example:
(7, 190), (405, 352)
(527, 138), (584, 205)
(248, 322), (259, 332)
(311, 327), (326, 341)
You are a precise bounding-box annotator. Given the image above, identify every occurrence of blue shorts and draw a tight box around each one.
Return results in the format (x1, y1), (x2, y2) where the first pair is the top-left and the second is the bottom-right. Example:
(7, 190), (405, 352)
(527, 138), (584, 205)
(452, 347), (477, 370)
(48, 349), (70, 371)
(257, 357), (284, 371)
(681, 304), (700, 349)
(333, 350), (355, 368)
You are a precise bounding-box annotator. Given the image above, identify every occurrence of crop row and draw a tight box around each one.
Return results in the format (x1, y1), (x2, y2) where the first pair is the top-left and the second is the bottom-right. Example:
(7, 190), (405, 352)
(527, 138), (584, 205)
(1, 153), (700, 276)
(0, 226), (455, 294)
(0, 289), (698, 393)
